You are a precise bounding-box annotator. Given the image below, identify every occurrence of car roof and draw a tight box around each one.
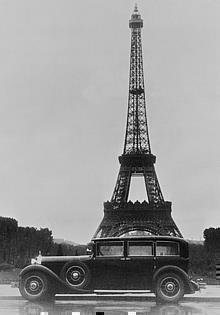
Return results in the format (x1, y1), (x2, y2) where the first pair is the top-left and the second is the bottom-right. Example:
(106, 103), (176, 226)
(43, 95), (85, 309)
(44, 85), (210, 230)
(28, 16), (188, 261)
(92, 235), (187, 243)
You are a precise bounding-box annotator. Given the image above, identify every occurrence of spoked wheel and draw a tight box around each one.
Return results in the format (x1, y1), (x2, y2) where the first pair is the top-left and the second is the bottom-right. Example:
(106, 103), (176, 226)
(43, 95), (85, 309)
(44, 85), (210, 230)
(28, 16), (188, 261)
(60, 262), (90, 289)
(155, 273), (184, 303)
(19, 271), (53, 301)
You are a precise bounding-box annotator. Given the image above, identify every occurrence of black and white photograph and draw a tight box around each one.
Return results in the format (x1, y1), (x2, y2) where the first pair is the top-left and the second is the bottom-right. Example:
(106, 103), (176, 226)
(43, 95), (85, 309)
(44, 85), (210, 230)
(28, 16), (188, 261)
(0, 0), (219, 314)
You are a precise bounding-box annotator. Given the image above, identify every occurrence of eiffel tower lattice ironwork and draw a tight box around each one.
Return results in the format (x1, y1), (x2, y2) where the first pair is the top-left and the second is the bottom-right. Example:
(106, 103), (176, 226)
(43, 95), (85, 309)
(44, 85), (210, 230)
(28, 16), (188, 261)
(94, 5), (182, 238)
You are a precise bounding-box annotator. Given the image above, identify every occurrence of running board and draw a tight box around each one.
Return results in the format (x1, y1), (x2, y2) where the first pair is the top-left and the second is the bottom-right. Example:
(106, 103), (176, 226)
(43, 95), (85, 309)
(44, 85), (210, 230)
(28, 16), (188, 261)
(94, 290), (151, 294)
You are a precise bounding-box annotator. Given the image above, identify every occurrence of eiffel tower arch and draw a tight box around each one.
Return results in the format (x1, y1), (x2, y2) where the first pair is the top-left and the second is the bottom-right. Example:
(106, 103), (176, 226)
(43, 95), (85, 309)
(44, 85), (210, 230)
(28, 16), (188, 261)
(94, 5), (182, 238)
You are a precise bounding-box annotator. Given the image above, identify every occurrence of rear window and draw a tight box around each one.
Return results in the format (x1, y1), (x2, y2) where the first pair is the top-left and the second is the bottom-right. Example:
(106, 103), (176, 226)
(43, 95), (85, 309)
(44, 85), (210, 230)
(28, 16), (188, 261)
(156, 242), (179, 256)
(128, 241), (153, 256)
(96, 241), (124, 257)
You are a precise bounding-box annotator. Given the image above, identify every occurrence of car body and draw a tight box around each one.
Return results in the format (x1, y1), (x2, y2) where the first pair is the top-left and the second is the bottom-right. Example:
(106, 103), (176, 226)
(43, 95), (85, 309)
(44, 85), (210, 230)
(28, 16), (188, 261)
(19, 236), (199, 303)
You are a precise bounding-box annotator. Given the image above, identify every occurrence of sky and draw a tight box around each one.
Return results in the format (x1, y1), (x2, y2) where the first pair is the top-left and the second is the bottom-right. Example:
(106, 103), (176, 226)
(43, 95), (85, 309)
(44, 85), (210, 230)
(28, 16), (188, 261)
(0, 0), (219, 244)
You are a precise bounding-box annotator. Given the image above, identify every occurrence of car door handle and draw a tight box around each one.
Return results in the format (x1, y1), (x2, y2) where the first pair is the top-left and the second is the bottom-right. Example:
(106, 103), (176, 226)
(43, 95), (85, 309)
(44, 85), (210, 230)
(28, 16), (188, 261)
(125, 257), (131, 260)
(120, 258), (126, 260)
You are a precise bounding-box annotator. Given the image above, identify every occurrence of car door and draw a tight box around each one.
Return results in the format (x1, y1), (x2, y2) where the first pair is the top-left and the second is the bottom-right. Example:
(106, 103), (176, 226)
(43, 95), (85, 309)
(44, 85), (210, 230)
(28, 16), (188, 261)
(93, 240), (127, 290)
(155, 241), (181, 270)
(124, 240), (155, 290)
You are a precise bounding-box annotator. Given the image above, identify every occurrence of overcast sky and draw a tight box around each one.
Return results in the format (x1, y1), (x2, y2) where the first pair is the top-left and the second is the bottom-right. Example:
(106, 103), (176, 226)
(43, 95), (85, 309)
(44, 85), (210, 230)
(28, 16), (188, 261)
(0, 0), (219, 244)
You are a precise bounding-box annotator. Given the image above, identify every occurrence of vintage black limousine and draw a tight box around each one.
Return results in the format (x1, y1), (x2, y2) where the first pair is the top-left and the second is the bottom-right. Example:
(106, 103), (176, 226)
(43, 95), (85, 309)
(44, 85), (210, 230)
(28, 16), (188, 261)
(19, 236), (199, 303)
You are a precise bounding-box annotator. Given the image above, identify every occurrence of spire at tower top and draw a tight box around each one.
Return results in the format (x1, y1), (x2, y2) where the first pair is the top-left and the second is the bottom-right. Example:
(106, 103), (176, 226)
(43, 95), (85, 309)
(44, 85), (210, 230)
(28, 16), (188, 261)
(134, 3), (138, 13)
(129, 3), (143, 28)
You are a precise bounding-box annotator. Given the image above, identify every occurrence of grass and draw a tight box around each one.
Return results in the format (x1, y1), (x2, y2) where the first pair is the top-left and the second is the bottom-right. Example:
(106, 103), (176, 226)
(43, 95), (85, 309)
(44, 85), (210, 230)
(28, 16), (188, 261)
(0, 269), (21, 284)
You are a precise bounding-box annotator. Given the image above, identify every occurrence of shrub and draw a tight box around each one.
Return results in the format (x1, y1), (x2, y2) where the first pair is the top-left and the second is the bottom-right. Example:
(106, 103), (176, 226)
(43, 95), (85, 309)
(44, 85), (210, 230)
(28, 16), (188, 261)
(0, 262), (15, 271)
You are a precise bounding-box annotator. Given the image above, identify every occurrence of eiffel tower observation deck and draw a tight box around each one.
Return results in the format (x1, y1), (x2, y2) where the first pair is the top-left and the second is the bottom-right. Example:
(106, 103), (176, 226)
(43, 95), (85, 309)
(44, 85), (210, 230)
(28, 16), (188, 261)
(94, 5), (182, 238)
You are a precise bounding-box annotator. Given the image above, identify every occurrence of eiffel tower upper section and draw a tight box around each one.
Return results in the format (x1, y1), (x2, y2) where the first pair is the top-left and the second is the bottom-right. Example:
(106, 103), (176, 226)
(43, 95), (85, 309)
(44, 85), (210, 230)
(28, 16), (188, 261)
(93, 5), (182, 238)
(124, 4), (151, 156)
(111, 4), (164, 208)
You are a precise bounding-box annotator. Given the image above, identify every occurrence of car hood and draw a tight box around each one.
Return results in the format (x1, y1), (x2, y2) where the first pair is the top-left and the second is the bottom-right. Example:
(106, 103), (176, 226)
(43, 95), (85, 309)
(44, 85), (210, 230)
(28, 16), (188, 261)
(40, 255), (91, 263)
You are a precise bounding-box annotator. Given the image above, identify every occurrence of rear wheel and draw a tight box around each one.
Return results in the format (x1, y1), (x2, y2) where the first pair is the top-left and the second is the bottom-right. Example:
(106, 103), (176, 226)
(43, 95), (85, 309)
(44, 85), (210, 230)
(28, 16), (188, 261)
(19, 271), (53, 301)
(155, 272), (184, 303)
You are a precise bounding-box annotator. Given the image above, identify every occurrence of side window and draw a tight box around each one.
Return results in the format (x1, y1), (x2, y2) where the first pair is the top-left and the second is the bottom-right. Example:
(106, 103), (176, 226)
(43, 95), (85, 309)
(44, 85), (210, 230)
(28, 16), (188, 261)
(156, 242), (179, 256)
(96, 241), (124, 257)
(128, 241), (153, 256)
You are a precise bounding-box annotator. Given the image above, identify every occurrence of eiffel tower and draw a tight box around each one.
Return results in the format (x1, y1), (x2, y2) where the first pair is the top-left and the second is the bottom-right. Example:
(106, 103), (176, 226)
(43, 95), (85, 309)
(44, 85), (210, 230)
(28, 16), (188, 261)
(94, 5), (182, 238)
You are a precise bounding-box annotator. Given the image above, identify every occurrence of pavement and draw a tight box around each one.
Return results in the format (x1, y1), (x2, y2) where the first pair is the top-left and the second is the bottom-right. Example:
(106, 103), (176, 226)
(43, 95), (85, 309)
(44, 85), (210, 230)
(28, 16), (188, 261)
(0, 285), (219, 302)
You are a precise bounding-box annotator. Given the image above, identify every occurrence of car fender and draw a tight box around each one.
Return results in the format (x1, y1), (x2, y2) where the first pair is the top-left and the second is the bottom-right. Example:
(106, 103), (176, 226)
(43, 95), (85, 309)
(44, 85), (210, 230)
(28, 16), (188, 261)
(19, 265), (91, 293)
(152, 265), (192, 293)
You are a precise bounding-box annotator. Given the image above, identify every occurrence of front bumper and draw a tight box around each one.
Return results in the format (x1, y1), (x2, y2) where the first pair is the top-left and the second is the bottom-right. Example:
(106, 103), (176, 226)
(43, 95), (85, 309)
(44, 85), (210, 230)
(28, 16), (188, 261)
(190, 279), (200, 292)
(189, 278), (206, 293)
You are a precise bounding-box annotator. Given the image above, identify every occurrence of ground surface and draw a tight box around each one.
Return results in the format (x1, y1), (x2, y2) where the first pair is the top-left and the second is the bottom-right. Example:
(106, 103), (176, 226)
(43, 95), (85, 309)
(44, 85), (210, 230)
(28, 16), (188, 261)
(0, 299), (220, 314)
(0, 284), (220, 300)
(0, 285), (220, 314)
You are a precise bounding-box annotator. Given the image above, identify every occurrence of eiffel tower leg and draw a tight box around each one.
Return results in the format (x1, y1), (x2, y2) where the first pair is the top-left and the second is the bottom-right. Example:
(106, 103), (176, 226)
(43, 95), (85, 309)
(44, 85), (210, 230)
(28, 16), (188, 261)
(93, 202), (183, 239)
(111, 166), (132, 207)
(143, 166), (164, 204)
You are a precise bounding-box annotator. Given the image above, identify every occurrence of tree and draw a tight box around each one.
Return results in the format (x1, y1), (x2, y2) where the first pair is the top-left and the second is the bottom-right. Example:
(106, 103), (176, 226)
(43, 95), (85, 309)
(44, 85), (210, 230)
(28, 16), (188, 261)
(0, 217), (18, 264)
(57, 244), (64, 256)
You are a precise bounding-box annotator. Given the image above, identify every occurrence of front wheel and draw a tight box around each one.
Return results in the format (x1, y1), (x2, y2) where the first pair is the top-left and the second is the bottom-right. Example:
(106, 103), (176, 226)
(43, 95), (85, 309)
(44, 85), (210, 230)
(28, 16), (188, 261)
(155, 272), (184, 303)
(19, 271), (53, 301)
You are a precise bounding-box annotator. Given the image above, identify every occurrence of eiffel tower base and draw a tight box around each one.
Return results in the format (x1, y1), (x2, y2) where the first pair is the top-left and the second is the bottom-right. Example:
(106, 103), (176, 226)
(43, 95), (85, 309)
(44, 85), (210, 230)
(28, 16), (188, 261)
(94, 201), (182, 238)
